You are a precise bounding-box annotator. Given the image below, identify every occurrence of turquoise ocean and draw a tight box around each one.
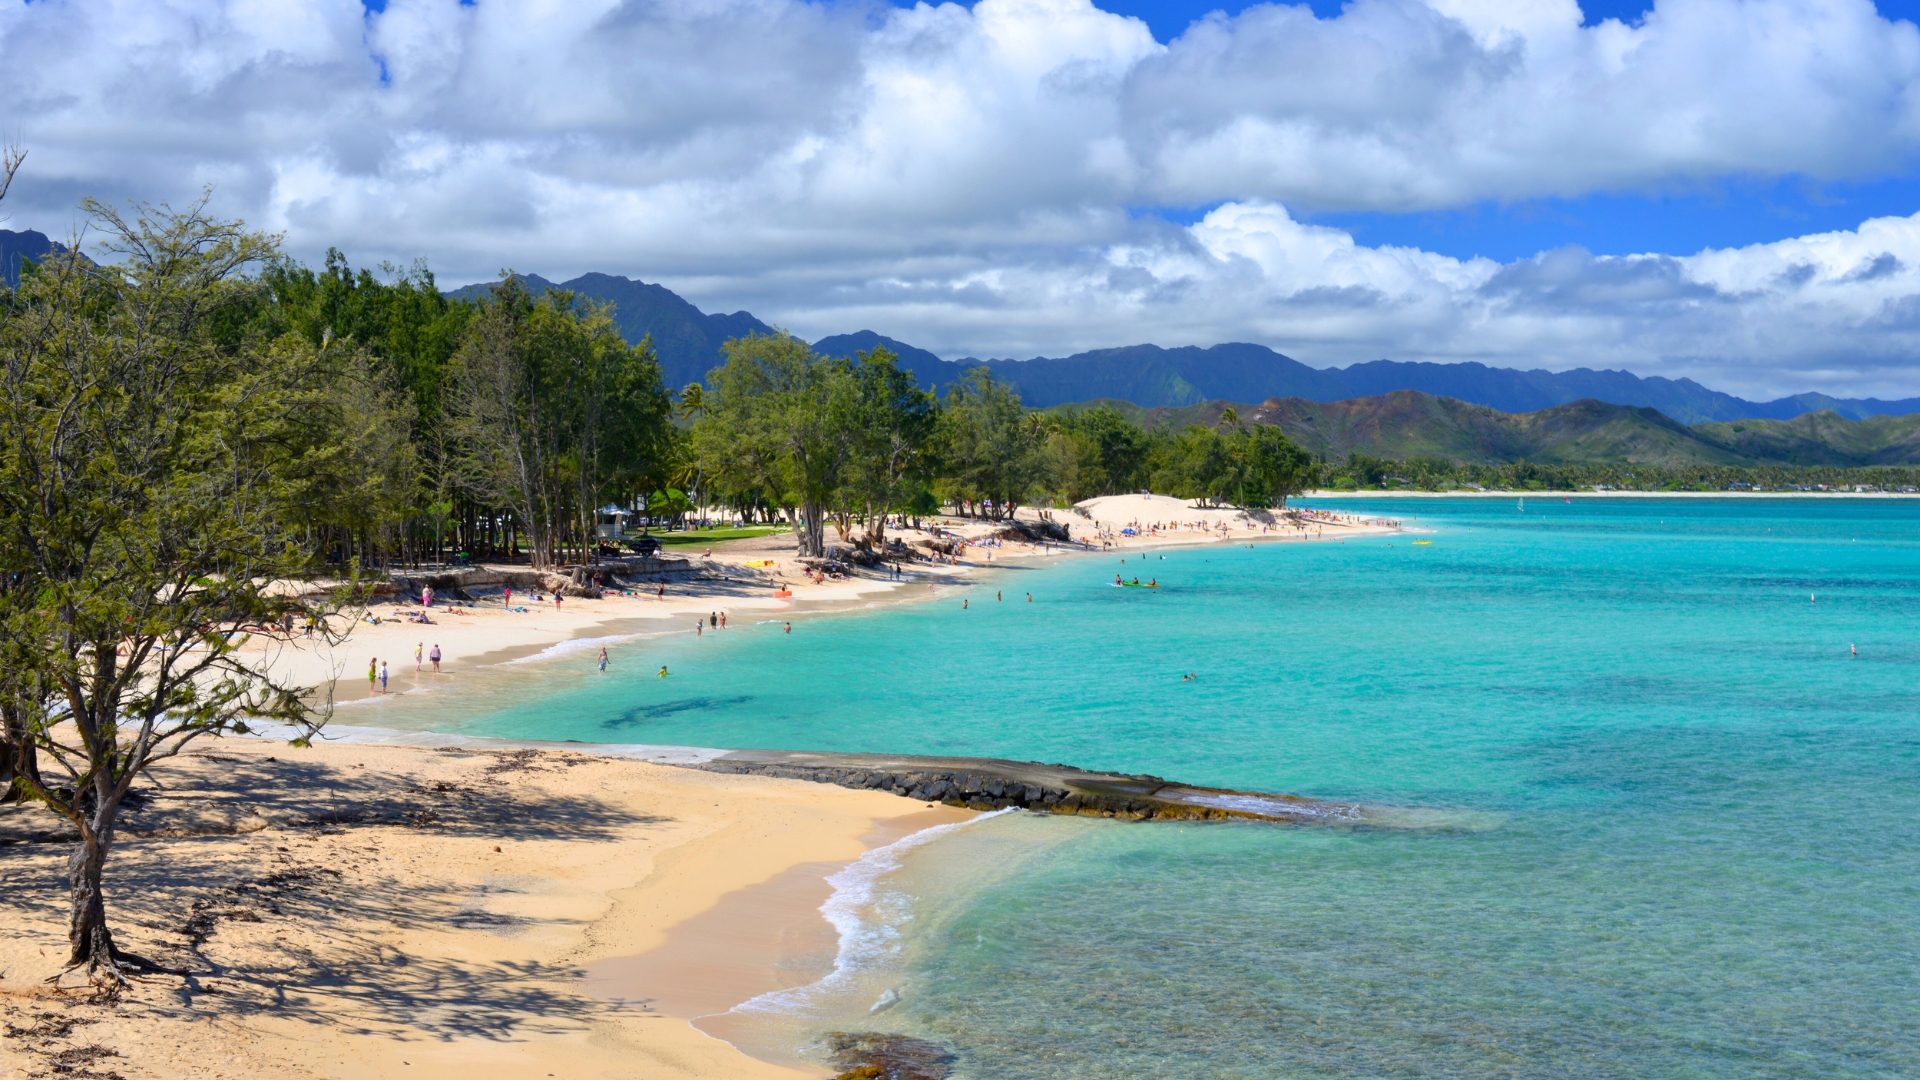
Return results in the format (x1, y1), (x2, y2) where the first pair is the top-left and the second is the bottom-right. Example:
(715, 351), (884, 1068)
(369, 498), (1920, 1078)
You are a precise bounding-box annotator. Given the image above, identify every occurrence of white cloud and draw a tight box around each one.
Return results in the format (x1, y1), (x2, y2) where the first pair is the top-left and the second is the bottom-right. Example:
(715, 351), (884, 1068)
(5, 0), (1920, 396)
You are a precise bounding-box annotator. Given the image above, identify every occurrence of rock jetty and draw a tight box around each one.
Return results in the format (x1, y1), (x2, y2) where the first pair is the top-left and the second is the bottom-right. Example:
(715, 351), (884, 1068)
(688, 749), (1365, 824)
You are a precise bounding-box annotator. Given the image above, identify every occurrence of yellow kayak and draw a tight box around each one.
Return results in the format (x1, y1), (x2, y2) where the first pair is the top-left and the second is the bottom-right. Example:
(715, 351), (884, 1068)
(1412, 540), (1433, 545)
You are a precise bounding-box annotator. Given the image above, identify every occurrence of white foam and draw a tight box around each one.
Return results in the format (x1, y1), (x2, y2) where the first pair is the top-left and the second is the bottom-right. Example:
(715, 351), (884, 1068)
(724, 807), (1019, 1019)
(1173, 792), (1367, 822)
(503, 629), (682, 665)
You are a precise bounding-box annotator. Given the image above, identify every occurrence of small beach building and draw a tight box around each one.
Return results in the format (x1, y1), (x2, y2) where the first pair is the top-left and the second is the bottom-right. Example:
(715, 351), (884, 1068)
(595, 505), (631, 539)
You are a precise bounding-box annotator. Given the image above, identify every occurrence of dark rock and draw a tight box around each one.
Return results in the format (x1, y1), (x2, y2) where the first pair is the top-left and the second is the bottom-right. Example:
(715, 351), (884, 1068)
(824, 1032), (953, 1080)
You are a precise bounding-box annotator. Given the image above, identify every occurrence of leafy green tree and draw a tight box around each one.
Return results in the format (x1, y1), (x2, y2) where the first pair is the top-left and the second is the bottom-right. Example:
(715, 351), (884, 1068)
(1244, 425), (1315, 508)
(697, 332), (861, 557)
(443, 278), (670, 567)
(937, 368), (1044, 519)
(0, 198), (351, 983)
(847, 345), (937, 545)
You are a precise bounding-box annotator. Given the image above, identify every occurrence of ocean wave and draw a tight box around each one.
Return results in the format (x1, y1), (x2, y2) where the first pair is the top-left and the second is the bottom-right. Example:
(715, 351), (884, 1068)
(502, 629), (681, 665)
(726, 807), (1019, 1020)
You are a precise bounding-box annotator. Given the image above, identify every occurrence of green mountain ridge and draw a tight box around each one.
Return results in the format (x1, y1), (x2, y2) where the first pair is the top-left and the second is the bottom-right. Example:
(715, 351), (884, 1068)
(1051, 391), (1920, 468)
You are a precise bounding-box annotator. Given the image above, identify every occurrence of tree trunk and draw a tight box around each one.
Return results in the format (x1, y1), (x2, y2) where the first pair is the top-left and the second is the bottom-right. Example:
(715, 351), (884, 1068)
(798, 499), (826, 558)
(67, 830), (116, 971)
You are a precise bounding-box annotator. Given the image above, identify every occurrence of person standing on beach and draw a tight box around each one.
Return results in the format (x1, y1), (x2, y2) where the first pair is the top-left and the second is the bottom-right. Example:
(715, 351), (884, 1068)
(423, 585), (434, 609)
(598, 646), (608, 671)
(368, 659), (378, 694)
(430, 644), (441, 673)
(415, 643), (423, 672)
(504, 586), (512, 609)
(696, 620), (703, 637)
(555, 592), (563, 613)
(658, 583), (666, 599)
(709, 611), (717, 628)
(379, 661), (389, 693)
(719, 611), (727, 629)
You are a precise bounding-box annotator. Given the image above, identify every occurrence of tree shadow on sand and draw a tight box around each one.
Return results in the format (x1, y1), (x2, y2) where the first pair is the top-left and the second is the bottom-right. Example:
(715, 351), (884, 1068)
(4, 747), (677, 1044)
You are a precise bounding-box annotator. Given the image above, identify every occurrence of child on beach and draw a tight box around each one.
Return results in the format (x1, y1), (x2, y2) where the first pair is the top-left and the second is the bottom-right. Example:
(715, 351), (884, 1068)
(379, 661), (389, 693)
(415, 643), (422, 672)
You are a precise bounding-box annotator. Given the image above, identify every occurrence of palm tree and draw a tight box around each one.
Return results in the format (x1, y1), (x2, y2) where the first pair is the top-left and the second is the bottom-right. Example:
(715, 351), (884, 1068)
(1217, 406), (1241, 432)
(678, 382), (706, 422)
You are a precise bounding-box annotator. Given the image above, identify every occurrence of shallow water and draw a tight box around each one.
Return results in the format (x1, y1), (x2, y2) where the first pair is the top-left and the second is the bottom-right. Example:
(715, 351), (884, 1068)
(372, 498), (1920, 1077)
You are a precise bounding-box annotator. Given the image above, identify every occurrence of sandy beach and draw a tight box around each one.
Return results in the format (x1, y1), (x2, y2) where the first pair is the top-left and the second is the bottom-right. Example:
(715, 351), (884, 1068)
(279, 499), (1393, 710)
(0, 737), (967, 1080)
(0, 496), (1392, 1080)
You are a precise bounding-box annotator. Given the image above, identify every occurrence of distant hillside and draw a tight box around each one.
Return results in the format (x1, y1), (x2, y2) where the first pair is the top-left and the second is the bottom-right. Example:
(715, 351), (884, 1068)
(0, 228), (59, 288)
(1053, 391), (1747, 467)
(441, 272), (1920, 422)
(446, 273), (773, 391)
(810, 330), (952, 387)
(1693, 411), (1920, 466)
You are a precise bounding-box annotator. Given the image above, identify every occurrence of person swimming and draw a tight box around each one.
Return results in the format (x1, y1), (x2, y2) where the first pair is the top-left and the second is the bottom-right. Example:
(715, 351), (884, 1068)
(658, 665), (669, 678)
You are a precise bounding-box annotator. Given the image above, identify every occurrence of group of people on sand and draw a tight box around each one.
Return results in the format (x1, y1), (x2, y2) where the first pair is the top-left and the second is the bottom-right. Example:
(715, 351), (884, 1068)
(367, 643), (442, 695)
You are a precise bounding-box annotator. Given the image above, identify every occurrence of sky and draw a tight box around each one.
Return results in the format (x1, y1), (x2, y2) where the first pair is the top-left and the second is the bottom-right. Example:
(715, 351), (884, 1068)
(7, 0), (1920, 399)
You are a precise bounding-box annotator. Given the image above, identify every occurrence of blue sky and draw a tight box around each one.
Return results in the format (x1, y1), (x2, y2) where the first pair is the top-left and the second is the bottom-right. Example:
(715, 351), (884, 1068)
(1099, 0), (1920, 261)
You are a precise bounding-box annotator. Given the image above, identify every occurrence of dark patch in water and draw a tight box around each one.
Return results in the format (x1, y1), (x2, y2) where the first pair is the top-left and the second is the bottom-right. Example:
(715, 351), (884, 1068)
(824, 1032), (953, 1080)
(603, 695), (756, 728)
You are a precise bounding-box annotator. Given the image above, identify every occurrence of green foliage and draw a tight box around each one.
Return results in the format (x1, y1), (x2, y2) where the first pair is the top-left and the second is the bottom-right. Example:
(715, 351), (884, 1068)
(936, 368), (1047, 518)
(695, 332), (865, 557)
(0, 197), (356, 978)
(442, 277), (673, 566)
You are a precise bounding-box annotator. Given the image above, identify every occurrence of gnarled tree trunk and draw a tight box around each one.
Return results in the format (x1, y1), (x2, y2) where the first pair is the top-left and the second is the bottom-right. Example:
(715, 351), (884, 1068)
(67, 821), (119, 973)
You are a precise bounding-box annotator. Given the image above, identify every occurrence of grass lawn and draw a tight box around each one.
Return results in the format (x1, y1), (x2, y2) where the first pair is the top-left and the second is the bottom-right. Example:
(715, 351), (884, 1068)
(644, 526), (788, 546)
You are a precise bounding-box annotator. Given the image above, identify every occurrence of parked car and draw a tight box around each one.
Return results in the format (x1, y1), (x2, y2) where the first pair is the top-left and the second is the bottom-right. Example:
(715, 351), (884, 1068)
(626, 535), (662, 556)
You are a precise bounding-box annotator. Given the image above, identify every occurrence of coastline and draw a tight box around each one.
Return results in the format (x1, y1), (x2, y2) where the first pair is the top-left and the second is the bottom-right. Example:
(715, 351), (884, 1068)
(0, 736), (968, 1080)
(0, 497), (1404, 1078)
(271, 495), (1397, 711)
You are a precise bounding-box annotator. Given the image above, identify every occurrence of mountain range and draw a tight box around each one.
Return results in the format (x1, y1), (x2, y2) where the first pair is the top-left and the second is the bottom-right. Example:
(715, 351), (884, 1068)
(0, 228), (58, 288)
(1053, 392), (1920, 469)
(449, 272), (1920, 427)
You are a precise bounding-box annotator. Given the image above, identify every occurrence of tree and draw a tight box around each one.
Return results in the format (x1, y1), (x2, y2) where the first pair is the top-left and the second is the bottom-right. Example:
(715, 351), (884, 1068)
(846, 345), (936, 546)
(443, 279), (669, 567)
(1244, 424), (1315, 509)
(0, 197), (352, 984)
(697, 333), (861, 558)
(937, 368), (1043, 519)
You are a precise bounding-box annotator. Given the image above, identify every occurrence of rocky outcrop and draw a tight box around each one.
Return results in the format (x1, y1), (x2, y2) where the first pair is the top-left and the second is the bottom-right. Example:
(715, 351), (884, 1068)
(826, 1033), (953, 1080)
(688, 749), (1365, 824)
(995, 517), (1073, 543)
